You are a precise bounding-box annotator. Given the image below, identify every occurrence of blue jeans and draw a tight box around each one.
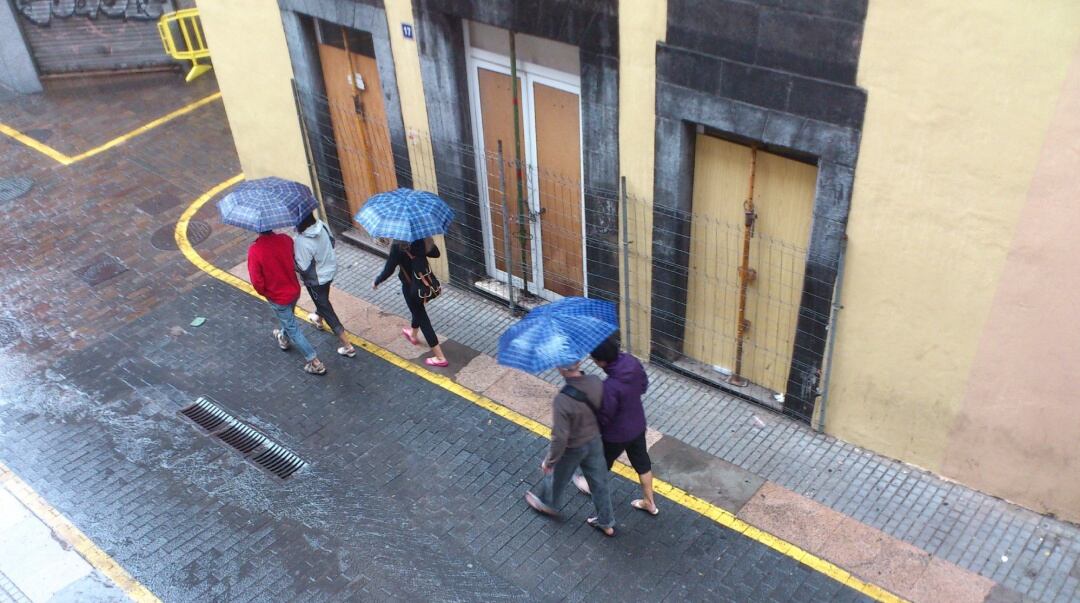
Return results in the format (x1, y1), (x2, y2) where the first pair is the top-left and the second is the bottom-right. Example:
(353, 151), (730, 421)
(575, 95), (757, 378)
(530, 436), (614, 529)
(268, 301), (317, 362)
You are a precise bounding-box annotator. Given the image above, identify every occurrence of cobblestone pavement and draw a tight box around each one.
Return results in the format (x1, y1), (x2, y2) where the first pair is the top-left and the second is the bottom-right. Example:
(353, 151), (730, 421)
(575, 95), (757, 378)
(1, 72), (1077, 602)
(0, 279), (871, 601)
(330, 197), (1080, 601)
(0, 74), (875, 601)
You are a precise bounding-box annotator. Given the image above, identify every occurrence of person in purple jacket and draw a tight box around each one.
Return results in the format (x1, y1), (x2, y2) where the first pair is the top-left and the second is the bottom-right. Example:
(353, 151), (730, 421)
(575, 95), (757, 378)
(573, 336), (659, 516)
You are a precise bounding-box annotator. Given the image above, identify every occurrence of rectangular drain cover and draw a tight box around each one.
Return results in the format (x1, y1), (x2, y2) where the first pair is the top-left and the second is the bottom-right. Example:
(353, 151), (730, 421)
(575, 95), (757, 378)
(180, 397), (306, 479)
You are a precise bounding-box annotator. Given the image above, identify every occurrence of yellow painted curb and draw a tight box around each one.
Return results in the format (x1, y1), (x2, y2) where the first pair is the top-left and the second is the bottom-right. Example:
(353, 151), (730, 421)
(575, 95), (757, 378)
(179, 174), (908, 603)
(0, 92), (221, 165)
(0, 462), (160, 603)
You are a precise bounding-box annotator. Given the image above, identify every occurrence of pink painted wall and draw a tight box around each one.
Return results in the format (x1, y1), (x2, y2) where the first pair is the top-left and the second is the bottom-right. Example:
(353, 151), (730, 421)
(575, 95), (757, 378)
(943, 48), (1080, 522)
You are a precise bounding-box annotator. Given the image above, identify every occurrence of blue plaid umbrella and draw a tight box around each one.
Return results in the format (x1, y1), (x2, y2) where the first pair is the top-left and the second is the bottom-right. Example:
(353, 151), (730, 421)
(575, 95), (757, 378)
(497, 297), (618, 374)
(217, 177), (318, 232)
(355, 188), (454, 242)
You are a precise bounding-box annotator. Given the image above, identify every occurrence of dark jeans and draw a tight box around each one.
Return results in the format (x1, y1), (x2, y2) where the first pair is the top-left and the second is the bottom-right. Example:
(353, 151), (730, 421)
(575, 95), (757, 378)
(530, 436), (614, 529)
(306, 282), (344, 336)
(401, 283), (438, 347)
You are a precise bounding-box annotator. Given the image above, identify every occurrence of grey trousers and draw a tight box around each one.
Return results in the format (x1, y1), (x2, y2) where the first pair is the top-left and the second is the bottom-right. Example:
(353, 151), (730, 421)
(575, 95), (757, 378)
(530, 436), (614, 529)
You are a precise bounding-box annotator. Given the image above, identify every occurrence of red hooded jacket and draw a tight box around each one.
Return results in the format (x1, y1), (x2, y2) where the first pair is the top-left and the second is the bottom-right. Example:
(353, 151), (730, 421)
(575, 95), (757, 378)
(247, 233), (300, 305)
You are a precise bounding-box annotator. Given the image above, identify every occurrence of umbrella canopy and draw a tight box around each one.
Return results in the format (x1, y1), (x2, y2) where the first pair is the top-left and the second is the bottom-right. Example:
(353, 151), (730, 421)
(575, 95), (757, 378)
(217, 177), (318, 232)
(355, 188), (454, 242)
(497, 297), (618, 374)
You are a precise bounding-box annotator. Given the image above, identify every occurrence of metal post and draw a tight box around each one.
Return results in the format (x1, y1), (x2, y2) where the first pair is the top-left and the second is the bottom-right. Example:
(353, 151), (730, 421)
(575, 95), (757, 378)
(620, 176), (632, 354)
(509, 30), (530, 294)
(815, 234), (848, 432)
(498, 141), (516, 312)
(730, 147), (758, 387)
(291, 79), (329, 225)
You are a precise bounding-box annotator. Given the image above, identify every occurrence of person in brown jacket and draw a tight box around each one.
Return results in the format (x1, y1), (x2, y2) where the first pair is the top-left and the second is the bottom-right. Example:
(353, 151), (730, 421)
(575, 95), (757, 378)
(524, 362), (616, 536)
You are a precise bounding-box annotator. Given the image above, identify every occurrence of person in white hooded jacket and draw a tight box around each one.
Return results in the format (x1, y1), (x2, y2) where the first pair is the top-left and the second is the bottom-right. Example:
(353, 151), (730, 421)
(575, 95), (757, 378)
(293, 211), (356, 358)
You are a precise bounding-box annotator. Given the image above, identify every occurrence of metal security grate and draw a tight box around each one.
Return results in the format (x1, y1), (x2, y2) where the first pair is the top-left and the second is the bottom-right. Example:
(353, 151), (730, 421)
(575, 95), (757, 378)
(0, 177), (33, 203)
(180, 397), (307, 479)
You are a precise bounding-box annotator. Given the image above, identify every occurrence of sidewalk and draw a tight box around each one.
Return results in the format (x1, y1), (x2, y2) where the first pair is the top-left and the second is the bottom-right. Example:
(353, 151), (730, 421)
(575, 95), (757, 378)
(0, 468), (125, 603)
(323, 241), (1080, 603)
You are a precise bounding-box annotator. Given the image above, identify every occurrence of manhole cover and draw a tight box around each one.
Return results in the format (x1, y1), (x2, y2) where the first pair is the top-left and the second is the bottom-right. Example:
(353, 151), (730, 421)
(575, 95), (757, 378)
(181, 397), (307, 479)
(0, 318), (19, 345)
(0, 177), (33, 203)
(73, 253), (128, 287)
(151, 220), (211, 250)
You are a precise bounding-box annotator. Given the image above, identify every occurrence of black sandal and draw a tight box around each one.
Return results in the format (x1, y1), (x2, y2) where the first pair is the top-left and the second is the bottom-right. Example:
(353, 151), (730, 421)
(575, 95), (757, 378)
(586, 517), (615, 537)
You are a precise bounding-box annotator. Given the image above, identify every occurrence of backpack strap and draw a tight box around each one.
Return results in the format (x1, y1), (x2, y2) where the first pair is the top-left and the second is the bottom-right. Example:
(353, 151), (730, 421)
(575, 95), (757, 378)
(560, 384), (600, 424)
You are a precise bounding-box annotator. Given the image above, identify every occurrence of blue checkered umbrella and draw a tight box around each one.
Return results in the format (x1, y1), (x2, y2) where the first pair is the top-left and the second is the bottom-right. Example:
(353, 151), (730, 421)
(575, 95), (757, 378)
(355, 188), (454, 242)
(497, 297), (619, 374)
(217, 177), (318, 232)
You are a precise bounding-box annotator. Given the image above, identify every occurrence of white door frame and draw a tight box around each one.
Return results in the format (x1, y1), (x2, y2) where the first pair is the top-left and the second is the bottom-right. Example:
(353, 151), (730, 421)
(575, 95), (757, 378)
(464, 32), (587, 300)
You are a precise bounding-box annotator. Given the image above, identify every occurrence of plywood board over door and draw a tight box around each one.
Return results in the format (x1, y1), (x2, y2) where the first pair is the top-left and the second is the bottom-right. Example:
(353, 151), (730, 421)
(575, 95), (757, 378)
(532, 81), (584, 297)
(317, 43), (397, 227)
(684, 134), (816, 393)
(478, 67), (531, 278)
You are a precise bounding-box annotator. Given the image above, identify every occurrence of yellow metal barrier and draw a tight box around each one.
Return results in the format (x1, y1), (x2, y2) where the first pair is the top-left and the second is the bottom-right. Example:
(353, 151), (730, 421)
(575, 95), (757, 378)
(158, 8), (212, 83)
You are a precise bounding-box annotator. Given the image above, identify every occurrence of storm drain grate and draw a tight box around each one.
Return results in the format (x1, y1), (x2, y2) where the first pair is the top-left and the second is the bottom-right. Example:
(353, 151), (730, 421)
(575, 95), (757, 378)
(73, 253), (128, 287)
(0, 177), (33, 203)
(180, 397), (307, 479)
(151, 220), (211, 251)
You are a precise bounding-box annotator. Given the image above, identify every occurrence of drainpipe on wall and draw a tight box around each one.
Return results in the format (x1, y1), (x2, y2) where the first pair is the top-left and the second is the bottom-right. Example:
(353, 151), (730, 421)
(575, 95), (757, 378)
(815, 233), (848, 432)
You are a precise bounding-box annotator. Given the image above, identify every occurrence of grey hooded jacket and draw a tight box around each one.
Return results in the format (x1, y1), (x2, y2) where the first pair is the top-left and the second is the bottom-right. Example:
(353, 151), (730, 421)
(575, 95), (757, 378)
(293, 220), (336, 286)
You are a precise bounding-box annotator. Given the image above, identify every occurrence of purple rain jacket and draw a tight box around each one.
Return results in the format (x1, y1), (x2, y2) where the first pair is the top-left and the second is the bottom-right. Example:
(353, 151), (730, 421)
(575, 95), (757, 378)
(596, 352), (649, 444)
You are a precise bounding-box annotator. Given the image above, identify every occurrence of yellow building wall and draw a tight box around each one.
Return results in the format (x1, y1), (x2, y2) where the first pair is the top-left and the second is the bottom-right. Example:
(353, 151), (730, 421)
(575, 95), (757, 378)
(617, 0), (666, 354)
(828, 1), (1080, 478)
(194, 0), (309, 186)
(381, 0), (446, 279)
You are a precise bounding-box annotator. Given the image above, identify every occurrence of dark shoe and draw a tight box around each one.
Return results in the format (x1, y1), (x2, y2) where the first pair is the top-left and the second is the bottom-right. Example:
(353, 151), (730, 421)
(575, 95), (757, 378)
(586, 516), (615, 537)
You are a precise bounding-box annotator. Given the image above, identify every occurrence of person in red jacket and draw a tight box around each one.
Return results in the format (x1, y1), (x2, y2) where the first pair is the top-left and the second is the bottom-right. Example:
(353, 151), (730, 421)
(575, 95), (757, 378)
(248, 230), (326, 375)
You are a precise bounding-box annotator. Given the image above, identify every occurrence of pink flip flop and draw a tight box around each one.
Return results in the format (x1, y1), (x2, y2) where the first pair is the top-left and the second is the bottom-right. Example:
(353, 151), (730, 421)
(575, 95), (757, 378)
(424, 357), (449, 367)
(402, 328), (420, 346)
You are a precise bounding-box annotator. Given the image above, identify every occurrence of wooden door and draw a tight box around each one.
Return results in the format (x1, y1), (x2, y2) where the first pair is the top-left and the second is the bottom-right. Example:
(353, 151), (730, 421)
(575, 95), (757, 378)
(317, 43), (397, 228)
(684, 134), (816, 393)
(477, 67), (532, 280)
(532, 82), (584, 297)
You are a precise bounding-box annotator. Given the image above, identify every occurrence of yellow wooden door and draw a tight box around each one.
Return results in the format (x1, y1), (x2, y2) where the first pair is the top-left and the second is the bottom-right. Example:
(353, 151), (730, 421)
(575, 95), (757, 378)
(684, 134), (816, 393)
(478, 67), (531, 278)
(532, 82), (584, 297)
(317, 43), (397, 228)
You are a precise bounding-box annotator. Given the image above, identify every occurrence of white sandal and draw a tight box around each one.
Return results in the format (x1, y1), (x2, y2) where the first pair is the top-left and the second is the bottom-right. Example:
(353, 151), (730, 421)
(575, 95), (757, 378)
(337, 345), (356, 358)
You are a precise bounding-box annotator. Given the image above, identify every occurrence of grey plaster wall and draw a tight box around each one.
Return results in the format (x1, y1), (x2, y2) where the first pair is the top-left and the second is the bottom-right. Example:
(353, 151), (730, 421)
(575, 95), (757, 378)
(0, 0), (41, 94)
(279, 0), (413, 234)
(412, 0), (620, 299)
(653, 0), (868, 421)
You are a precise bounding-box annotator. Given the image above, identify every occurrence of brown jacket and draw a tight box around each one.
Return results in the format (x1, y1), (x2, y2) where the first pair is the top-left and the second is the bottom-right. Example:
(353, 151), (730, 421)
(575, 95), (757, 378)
(545, 374), (603, 466)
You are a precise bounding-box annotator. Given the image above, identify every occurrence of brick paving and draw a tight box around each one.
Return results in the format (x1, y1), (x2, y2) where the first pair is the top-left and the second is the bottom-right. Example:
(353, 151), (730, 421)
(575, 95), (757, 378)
(331, 220), (1080, 603)
(0, 278), (874, 601)
(0, 71), (1077, 602)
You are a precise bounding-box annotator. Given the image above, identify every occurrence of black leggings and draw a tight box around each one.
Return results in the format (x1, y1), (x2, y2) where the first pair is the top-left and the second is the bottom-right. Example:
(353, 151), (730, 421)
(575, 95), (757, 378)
(402, 283), (438, 347)
(306, 282), (344, 336)
(603, 430), (652, 474)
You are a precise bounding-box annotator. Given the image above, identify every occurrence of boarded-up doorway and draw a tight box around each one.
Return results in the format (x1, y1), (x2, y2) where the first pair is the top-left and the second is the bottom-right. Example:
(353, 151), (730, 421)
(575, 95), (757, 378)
(466, 23), (585, 300)
(315, 22), (397, 239)
(684, 134), (817, 395)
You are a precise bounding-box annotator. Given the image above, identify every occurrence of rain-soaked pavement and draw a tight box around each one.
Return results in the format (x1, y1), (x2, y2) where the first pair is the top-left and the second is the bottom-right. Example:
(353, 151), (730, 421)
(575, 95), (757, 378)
(0, 74), (870, 601)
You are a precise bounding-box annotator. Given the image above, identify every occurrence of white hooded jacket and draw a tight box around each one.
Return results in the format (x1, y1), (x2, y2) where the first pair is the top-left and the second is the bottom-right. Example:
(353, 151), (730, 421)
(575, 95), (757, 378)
(293, 220), (336, 286)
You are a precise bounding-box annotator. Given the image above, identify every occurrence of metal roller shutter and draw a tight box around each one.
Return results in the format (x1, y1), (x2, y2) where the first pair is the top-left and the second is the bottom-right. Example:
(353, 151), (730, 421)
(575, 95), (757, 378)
(14, 0), (176, 75)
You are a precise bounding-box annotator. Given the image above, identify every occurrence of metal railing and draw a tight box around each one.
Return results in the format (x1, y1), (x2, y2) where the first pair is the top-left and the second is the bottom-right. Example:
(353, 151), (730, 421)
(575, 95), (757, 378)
(157, 8), (212, 82)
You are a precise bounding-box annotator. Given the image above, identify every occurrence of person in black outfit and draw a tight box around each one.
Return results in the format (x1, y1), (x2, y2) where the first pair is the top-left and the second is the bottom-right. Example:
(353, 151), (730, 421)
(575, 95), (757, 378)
(372, 238), (448, 367)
